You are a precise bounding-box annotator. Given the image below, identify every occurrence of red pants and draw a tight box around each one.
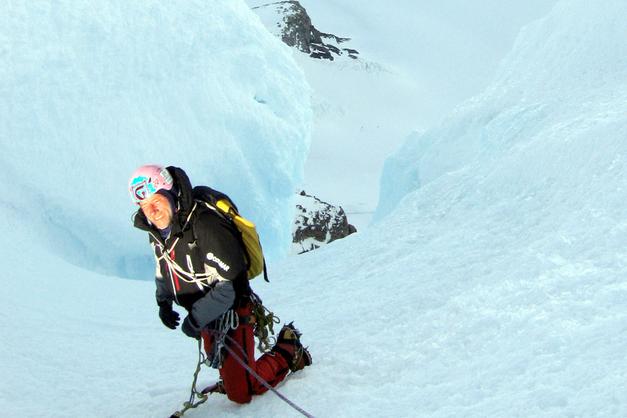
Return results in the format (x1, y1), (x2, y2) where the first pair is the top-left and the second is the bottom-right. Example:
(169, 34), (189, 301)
(201, 302), (290, 404)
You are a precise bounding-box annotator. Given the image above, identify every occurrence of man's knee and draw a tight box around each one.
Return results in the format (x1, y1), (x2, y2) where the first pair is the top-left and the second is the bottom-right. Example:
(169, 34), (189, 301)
(226, 390), (252, 404)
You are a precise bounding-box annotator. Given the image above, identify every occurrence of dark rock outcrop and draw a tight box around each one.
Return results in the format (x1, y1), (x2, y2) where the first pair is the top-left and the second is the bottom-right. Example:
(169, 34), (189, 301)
(252, 1), (359, 61)
(293, 190), (357, 254)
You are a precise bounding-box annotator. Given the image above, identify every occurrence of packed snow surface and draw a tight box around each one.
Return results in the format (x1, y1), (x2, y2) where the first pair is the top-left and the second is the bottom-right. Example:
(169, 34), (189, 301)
(2, 0), (627, 417)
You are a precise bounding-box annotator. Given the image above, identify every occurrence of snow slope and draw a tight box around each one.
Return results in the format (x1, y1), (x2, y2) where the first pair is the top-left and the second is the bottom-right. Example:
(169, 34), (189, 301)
(348, 0), (627, 414)
(0, 0), (311, 279)
(278, 0), (627, 415)
(3, 0), (627, 417)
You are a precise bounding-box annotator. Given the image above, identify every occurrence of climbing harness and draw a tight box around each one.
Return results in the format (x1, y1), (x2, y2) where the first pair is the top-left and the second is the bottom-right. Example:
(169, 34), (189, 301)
(206, 309), (239, 369)
(205, 297), (280, 367)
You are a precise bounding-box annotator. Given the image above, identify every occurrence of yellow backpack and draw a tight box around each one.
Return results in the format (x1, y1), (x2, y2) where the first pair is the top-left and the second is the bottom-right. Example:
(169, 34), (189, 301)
(193, 186), (268, 281)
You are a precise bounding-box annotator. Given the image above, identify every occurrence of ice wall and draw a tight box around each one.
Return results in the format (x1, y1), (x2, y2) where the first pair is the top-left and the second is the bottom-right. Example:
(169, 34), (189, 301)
(376, 0), (627, 221)
(0, 0), (311, 278)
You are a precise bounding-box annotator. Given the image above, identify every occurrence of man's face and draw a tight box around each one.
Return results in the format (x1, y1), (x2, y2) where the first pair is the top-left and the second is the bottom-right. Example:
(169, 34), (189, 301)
(139, 193), (173, 230)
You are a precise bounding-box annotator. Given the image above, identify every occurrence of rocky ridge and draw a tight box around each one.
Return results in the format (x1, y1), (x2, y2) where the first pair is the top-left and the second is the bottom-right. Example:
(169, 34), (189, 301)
(251, 1), (359, 61)
(293, 191), (357, 254)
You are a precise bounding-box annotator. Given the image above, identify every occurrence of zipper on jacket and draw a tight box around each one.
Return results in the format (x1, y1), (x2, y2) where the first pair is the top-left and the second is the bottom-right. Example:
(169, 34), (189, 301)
(169, 249), (181, 293)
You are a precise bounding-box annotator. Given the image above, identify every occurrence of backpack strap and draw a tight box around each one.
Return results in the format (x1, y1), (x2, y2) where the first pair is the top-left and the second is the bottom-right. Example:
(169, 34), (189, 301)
(262, 258), (269, 282)
(193, 193), (269, 283)
(194, 199), (261, 279)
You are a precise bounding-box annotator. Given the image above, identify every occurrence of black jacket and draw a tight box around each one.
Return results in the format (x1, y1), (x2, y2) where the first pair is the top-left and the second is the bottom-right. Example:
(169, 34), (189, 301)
(133, 166), (249, 328)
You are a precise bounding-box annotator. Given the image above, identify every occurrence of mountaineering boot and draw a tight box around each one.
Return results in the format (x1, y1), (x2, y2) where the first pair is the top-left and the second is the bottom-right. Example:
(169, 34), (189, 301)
(201, 380), (226, 395)
(272, 322), (312, 372)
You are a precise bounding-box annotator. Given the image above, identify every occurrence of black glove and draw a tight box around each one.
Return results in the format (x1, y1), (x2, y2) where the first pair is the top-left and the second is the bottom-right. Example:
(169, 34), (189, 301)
(158, 303), (180, 330)
(182, 314), (201, 339)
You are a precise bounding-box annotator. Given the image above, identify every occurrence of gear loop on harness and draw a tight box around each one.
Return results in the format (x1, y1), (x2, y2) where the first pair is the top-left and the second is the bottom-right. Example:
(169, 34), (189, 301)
(220, 309), (239, 331)
(205, 308), (239, 369)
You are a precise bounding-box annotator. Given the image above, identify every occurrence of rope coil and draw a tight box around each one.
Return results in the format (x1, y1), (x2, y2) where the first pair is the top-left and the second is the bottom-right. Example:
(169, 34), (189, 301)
(153, 203), (218, 287)
(169, 339), (210, 418)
